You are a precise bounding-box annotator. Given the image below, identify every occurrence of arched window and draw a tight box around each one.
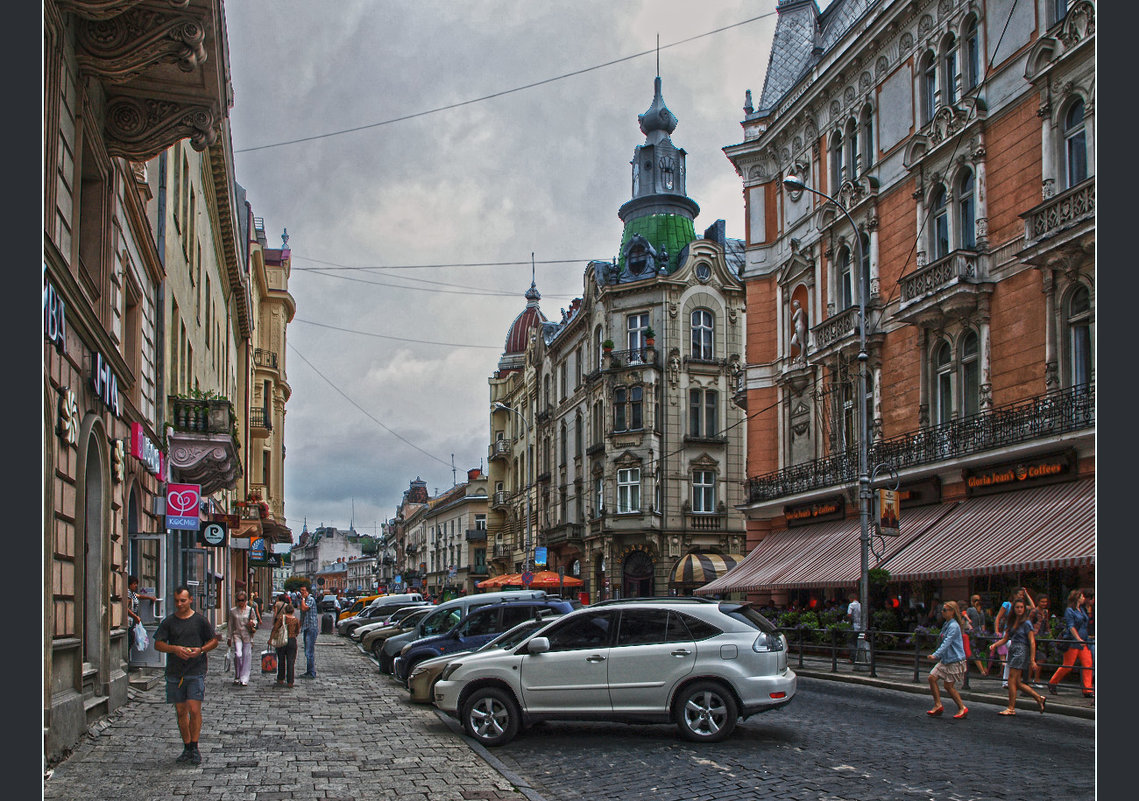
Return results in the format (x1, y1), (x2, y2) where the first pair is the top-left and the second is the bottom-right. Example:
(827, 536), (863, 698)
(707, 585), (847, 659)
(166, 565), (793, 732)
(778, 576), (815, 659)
(543, 374), (550, 409)
(964, 17), (981, 91)
(931, 186), (949, 260)
(859, 233), (871, 304)
(846, 118), (860, 180)
(941, 35), (958, 106)
(830, 131), (844, 188)
(1065, 99), (1087, 188)
(958, 171), (976, 250)
(691, 309), (714, 360)
(838, 247), (853, 310)
(594, 325), (603, 369)
(1066, 285), (1093, 389)
(560, 421), (567, 466)
(592, 400), (603, 446)
(574, 410), (583, 458)
(960, 331), (980, 417)
(921, 51), (938, 125)
(933, 340), (954, 424)
(860, 105), (875, 171)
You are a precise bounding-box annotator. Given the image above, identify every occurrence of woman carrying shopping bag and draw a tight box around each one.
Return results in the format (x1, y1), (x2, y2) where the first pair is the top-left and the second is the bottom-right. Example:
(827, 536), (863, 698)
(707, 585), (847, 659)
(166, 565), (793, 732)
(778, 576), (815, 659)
(226, 591), (259, 686)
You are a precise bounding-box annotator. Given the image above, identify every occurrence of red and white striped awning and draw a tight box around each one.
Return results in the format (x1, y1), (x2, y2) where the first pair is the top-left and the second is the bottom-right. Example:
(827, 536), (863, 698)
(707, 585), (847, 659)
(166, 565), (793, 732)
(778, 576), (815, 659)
(879, 478), (1095, 581)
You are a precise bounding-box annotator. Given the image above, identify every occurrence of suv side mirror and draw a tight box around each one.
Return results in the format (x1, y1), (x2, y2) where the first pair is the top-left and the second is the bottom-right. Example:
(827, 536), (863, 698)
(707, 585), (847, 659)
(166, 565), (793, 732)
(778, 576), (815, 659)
(527, 637), (550, 655)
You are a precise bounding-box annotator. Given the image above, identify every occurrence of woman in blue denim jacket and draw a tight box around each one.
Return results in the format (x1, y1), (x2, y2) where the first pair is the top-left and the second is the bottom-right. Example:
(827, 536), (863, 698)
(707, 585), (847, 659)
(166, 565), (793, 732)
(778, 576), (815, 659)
(1048, 589), (1094, 697)
(925, 601), (969, 719)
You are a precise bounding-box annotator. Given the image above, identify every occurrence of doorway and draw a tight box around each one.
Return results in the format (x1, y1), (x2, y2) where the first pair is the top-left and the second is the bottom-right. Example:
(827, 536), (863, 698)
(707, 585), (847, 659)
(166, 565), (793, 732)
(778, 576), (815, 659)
(622, 550), (655, 598)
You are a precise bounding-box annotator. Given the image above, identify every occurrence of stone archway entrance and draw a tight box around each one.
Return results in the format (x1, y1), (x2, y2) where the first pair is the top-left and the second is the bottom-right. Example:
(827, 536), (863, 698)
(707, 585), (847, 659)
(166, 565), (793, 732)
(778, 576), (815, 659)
(622, 549), (655, 598)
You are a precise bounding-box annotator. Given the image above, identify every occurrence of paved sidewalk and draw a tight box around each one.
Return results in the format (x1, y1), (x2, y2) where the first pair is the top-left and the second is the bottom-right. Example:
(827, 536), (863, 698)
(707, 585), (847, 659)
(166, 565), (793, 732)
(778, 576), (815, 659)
(43, 627), (528, 801)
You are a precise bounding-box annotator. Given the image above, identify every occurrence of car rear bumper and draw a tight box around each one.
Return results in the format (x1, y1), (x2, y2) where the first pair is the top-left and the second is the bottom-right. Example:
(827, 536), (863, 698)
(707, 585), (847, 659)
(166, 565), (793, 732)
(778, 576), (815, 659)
(736, 668), (797, 717)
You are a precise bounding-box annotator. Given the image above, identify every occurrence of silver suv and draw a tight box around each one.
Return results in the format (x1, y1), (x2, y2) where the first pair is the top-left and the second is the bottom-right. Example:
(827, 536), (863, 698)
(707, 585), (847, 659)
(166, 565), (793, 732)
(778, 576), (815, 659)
(433, 599), (795, 746)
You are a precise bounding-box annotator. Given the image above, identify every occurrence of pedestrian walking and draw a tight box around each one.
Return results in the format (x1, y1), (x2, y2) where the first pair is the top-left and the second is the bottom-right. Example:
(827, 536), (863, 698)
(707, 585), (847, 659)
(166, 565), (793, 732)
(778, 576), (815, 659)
(964, 594), (989, 676)
(1048, 589), (1094, 698)
(845, 592), (863, 663)
(298, 584), (319, 678)
(124, 575), (158, 647)
(994, 588), (1035, 688)
(270, 603), (300, 687)
(152, 586), (220, 765)
(226, 590), (259, 687)
(925, 601), (969, 719)
(1030, 594), (1054, 687)
(988, 597), (1047, 715)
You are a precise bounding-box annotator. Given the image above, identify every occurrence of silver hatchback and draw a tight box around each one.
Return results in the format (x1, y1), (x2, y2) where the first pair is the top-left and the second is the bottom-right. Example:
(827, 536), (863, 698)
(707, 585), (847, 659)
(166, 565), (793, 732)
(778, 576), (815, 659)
(433, 599), (795, 746)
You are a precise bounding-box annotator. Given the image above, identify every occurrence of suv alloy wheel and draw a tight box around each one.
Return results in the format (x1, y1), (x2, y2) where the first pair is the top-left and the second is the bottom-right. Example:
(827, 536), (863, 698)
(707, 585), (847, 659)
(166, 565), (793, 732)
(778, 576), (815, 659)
(461, 686), (520, 747)
(674, 681), (738, 743)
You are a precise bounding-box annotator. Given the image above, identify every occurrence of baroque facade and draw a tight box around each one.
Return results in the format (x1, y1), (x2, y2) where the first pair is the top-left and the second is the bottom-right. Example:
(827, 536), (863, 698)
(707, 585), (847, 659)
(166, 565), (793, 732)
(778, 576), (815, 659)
(487, 78), (749, 601)
(705, 0), (1094, 610)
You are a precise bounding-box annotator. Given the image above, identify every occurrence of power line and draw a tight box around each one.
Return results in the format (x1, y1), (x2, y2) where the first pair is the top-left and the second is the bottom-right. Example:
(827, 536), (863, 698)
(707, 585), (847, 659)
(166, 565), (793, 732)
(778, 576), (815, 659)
(291, 255), (599, 271)
(235, 13), (775, 154)
(287, 343), (456, 469)
(296, 264), (579, 299)
(292, 318), (502, 349)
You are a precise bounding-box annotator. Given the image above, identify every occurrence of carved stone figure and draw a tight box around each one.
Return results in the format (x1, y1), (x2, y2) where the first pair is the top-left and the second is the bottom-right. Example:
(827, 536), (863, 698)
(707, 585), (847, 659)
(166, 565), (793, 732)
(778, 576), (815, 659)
(790, 299), (809, 364)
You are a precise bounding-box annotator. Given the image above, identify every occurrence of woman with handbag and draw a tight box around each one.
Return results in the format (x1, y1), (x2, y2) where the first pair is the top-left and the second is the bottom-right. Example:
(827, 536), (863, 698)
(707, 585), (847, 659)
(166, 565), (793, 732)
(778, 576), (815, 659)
(226, 591), (259, 686)
(270, 603), (300, 687)
(1048, 589), (1094, 698)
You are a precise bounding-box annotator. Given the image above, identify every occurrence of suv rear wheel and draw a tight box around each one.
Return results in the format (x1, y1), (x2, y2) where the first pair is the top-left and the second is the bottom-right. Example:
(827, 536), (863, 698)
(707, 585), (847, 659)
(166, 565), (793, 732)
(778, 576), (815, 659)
(461, 686), (520, 747)
(674, 681), (738, 743)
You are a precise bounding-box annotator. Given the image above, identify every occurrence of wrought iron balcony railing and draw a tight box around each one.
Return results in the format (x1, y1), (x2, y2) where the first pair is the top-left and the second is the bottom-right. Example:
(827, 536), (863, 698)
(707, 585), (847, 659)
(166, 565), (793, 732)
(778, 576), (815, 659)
(492, 490), (511, 508)
(745, 385), (1094, 504)
(493, 544), (512, 558)
(606, 347), (657, 368)
(465, 528), (487, 541)
(250, 406), (272, 430)
(489, 439), (510, 461)
(254, 348), (278, 370)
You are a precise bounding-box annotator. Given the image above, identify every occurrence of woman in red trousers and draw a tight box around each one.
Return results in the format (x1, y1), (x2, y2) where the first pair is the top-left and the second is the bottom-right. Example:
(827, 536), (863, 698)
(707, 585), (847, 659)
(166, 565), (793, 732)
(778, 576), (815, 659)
(1048, 589), (1094, 698)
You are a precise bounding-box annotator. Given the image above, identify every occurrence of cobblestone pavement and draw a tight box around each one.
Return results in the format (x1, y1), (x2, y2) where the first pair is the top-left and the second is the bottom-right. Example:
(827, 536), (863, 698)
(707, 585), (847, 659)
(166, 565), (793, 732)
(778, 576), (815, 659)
(43, 629), (527, 801)
(473, 677), (1094, 801)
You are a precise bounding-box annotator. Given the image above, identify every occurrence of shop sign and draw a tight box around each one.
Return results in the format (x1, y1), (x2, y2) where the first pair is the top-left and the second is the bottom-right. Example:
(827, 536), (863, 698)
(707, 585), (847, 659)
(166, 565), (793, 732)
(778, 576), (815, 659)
(534, 546), (548, 566)
(784, 495), (846, 527)
(877, 489), (900, 537)
(43, 278), (66, 353)
(92, 351), (121, 417)
(898, 477), (942, 507)
(130, 422), (164, 477)
(963, 450), (1077, 497)
(249, 536), (269, 564)
(199, 521), (227, 548)
(165, 482), (201, 530)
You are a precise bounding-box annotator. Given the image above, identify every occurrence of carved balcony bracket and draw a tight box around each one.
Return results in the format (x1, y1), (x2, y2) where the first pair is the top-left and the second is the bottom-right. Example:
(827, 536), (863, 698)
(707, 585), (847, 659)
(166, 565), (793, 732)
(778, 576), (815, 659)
(103, 91), (219, 160)
(167, 435), (240, 496)
(76, 8), (208, 82)
(59, 0), (189, 20)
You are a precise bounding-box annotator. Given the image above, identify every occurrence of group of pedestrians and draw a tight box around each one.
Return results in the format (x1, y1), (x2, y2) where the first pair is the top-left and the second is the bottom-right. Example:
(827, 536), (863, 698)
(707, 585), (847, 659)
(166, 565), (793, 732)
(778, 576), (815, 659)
(924, 586), (1094, 719)
(148, 582), (323, 766)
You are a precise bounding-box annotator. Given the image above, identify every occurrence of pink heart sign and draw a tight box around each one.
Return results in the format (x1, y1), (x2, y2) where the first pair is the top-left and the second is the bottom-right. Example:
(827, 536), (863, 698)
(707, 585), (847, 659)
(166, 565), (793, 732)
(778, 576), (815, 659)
(166, 483), (201, 530)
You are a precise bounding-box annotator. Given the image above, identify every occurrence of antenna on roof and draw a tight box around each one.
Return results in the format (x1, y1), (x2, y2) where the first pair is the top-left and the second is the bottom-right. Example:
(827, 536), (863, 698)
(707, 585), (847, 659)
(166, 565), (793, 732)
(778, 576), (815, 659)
(656, 33), (660, 77)
(451, 454), (457, 486)
(531, 252), (536, 288)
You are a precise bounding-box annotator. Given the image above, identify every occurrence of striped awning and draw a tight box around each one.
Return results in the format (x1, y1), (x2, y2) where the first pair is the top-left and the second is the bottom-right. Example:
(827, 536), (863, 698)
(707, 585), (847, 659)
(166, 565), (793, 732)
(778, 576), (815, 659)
(670, 552), (745, 585)
(696, 503), (962, 594)
(880, 478), (1095, 581)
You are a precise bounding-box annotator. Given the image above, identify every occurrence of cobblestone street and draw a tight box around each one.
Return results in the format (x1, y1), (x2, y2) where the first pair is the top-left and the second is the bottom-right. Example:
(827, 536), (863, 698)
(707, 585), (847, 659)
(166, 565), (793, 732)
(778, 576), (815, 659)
(43, 630), (526, 801)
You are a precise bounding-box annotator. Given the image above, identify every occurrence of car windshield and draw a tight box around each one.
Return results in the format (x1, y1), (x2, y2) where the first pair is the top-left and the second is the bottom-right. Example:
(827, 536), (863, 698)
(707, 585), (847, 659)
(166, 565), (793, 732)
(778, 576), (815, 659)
(480, 619), (551, 651)
(420, 608), (463, 636)
(718, 602), (779, 633)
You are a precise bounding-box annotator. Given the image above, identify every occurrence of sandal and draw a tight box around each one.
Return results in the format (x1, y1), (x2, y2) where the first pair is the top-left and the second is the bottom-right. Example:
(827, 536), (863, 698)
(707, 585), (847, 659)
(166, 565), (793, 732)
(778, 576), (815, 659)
(998, 709), (1017, 716)
(1037, 696), (1047, 714)
(926, 705), (944, 716)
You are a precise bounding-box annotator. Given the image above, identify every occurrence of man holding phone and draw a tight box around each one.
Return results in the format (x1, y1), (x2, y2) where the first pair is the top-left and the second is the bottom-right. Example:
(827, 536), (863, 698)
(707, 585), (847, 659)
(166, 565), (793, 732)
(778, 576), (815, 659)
(154, 586), (220, 765)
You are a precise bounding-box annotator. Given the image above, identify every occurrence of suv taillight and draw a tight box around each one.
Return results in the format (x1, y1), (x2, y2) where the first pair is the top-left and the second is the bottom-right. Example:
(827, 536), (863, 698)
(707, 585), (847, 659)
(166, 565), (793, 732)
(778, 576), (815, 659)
(752, 631), (785, 653)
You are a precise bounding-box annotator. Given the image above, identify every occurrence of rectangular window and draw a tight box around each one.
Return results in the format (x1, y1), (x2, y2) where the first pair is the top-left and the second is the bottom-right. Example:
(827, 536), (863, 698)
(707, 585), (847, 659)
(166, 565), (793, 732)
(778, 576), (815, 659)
(689, 389), (718, 437)
(594, 474), (604, 515)
(630, 386), (643, 430)
(627, 313), (648, 351)
(576, 346), (583, 387)
(692, 471), (716, 513)
(617, 468), (640, 513)
(560, 361), (567, 400)
(614, 387), (627, 431)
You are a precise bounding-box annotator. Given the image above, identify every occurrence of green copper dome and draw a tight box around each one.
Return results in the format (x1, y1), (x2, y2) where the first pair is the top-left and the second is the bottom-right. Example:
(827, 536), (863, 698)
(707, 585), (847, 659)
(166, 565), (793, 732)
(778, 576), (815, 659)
(617, 213), (697, 275)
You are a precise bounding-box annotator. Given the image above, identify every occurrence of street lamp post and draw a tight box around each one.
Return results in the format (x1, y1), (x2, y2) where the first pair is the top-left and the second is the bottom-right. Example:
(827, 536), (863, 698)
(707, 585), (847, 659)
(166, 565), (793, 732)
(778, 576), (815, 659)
(783, 173), (872, 664)
(492, 401), (533, 573)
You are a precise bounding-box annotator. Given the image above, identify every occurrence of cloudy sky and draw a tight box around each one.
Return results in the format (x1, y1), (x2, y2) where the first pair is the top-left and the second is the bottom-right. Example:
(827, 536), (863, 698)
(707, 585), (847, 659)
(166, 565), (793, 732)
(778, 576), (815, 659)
(224, 1), (783, 537)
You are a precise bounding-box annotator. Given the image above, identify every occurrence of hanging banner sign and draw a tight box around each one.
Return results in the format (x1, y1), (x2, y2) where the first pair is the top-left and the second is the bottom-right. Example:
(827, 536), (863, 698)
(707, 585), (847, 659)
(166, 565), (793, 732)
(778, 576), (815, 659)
(877, 488), (901, 537)
(130, 422), (164, 477)
(166, 483), (201, 530)
(534, 547), (548, 566)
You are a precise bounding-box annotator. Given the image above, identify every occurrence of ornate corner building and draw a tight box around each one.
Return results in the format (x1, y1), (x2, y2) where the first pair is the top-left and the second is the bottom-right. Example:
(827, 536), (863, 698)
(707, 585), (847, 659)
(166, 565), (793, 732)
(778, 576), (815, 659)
(703, 0), (1094, 608)
(486, 78), (749, 600)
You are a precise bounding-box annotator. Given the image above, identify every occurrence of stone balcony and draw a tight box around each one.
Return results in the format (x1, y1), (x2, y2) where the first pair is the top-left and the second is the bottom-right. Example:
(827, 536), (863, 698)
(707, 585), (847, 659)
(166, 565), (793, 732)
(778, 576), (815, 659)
(166, 395), (241, 496)
(896, 250), (991, 325)
(489, 439), (510, 461)
(1018, 178), (1095, 266)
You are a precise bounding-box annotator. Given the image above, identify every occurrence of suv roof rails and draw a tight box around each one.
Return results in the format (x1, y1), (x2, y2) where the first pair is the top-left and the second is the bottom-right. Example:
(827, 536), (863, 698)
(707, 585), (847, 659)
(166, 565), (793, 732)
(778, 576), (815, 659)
(590, 596), (719, 607)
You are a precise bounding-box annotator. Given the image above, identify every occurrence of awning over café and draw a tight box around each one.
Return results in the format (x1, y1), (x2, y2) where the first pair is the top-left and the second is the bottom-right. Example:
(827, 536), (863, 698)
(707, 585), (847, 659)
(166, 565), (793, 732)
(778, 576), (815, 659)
(879, 478), (1095, 581)
(669, 552), (745, 586)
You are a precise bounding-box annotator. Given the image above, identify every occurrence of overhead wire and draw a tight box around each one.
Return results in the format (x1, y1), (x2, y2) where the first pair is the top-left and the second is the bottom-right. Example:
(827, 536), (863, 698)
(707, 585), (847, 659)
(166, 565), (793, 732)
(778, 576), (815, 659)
(292, 318), (502, 349)
(234, 12), (776, 154)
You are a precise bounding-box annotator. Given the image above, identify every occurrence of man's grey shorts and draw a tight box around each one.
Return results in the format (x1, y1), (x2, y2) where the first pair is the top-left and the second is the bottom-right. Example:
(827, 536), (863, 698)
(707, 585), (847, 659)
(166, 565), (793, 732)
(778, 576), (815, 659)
(166, 675), (206, 704)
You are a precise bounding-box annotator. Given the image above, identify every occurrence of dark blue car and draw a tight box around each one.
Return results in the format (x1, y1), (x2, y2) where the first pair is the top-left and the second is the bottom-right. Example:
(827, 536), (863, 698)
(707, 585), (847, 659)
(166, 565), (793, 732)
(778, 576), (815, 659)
(393, 599), (575, 684)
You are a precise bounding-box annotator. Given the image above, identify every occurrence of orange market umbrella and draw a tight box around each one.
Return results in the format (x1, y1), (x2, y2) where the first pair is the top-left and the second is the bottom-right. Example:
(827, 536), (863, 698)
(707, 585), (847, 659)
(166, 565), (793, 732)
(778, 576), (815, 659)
(477, 573), (522, 589)
(526, 570), (583, 589)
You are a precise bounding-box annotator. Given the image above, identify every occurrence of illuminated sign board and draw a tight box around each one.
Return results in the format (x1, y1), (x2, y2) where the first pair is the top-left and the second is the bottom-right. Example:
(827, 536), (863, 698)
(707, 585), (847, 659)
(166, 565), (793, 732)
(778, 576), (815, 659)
(784, 495), (846, 527)
(963, 450), (1077, 497)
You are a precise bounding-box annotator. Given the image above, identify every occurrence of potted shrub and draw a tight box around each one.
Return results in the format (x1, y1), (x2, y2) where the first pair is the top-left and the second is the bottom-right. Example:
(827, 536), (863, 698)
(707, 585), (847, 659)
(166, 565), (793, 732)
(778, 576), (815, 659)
(602, 339), (615, 353)
(644, 327), (656, 347)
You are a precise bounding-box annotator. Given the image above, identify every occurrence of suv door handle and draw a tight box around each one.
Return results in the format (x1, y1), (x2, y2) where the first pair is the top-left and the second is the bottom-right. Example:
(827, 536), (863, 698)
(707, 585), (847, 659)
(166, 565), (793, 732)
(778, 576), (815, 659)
(670, 649), (692, 657)
(585, 654), (606, 663)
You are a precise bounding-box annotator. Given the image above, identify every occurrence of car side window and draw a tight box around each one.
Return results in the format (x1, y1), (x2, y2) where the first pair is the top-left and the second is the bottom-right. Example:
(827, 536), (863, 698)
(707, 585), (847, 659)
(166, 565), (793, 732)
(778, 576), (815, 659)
(500, 605), (537, 631)
(672, 611), (722, 641)
(544, 611), (614, 651)
(461, 608), (501, 638)
(615, 609), (670, 646)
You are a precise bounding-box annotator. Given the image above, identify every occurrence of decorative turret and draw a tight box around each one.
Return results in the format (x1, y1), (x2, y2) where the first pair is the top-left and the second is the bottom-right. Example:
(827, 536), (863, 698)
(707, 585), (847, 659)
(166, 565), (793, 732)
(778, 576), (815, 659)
(617, 76), (699, 276)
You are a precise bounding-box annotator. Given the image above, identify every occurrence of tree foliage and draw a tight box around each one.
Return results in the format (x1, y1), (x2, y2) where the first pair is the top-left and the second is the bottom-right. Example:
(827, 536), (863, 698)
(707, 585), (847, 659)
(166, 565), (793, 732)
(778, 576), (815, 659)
(284, 575), (311, 591)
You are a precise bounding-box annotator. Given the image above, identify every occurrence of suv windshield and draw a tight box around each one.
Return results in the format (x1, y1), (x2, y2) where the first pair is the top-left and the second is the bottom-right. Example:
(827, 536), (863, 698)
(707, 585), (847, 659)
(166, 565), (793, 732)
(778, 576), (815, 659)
(420, 608), (463, 637)
(718, 603), (779, 633)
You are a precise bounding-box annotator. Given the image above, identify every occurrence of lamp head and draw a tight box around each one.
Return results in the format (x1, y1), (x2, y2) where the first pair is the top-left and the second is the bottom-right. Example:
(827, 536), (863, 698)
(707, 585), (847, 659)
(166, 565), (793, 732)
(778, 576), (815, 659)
(492, 402), (509, 412)
(782, 173), (806, 191)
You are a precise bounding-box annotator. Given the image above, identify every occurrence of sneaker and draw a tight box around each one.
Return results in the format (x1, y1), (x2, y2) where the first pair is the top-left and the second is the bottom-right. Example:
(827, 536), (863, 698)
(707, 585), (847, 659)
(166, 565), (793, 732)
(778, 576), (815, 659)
(1001, 682), (1009, 688)
(188, 747), (201, 766)
(175, 747), (192, 764)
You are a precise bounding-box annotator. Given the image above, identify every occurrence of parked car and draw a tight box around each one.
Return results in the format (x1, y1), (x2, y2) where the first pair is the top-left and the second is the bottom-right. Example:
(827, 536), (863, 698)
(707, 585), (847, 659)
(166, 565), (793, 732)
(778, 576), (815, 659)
(350, 604), (428, 642)
(337, 594), (383, 622)
(393, 599), (575, 684)
(408, 614), (561, 703)
(337, 594), (426, 636)
(433, 599), (796, 746)
(377, 590), (549, 674)
(362, 607), (434, 657)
